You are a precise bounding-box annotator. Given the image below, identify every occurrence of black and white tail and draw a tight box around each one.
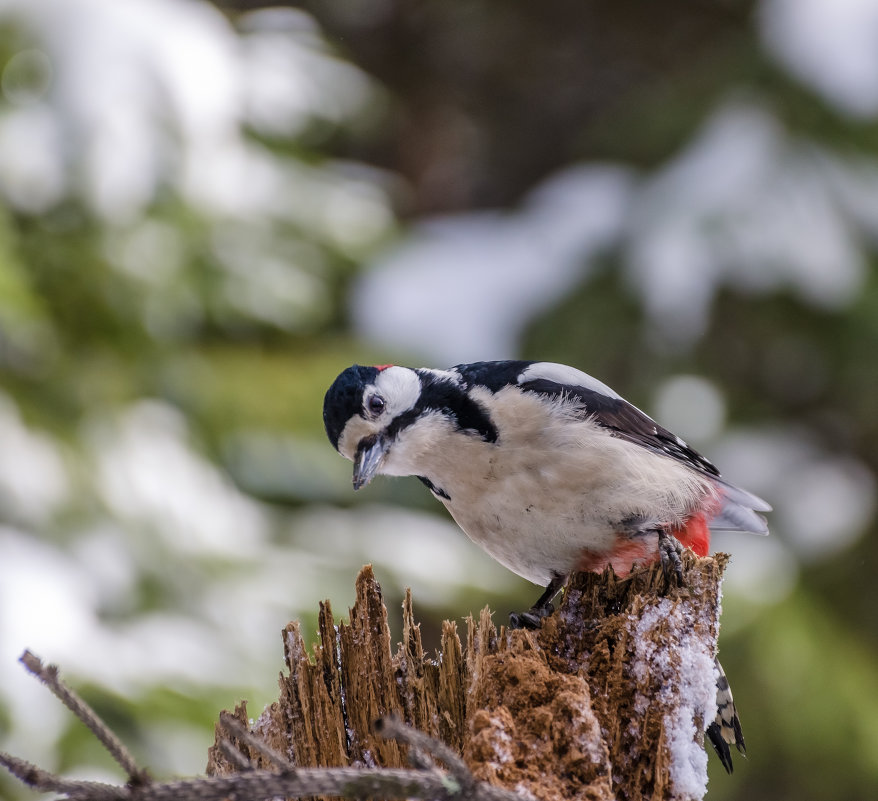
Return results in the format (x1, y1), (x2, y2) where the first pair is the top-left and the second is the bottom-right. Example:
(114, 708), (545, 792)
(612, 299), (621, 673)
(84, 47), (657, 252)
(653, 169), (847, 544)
(706, 657), (746, 773)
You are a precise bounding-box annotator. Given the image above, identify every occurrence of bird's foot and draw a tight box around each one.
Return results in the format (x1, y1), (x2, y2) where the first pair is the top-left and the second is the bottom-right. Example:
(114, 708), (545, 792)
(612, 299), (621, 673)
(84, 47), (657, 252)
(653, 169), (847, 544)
(508, 574), (564, 630)
(657, 529), (684, 586)
(509, 602), (555, 630)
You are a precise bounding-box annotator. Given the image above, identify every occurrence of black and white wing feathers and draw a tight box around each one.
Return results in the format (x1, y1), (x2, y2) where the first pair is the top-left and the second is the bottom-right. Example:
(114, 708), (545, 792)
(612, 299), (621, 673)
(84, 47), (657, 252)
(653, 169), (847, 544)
(519, 376), (723, 478)
(457, 361), (770, 535)
(497, 359), (722, 479)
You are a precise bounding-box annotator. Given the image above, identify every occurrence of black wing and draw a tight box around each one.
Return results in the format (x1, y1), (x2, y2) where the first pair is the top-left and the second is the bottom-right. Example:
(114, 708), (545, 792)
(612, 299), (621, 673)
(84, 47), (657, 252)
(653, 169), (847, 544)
(454, 360), (536, 392)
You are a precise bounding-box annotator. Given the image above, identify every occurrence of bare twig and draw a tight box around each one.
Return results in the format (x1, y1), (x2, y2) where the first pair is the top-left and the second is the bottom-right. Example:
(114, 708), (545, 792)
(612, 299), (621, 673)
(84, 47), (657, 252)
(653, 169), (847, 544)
(18, 650), (148, 785)
(0, 751), (124, 800)
(215, 738), (255, 772)
(399, 739), (440, 772)
(2, 754), (521, 801)
(375, 715), (476, 795)
(218, 711), (292, 770)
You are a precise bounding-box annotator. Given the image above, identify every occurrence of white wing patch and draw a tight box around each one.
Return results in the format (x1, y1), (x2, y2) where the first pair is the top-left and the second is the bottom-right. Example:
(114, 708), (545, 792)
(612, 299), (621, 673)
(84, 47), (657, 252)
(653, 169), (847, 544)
(518, 361), (622, 399)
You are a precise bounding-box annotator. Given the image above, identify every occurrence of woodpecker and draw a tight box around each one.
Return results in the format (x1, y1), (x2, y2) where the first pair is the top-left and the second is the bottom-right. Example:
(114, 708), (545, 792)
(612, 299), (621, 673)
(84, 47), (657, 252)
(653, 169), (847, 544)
(323, 360), (769, 772)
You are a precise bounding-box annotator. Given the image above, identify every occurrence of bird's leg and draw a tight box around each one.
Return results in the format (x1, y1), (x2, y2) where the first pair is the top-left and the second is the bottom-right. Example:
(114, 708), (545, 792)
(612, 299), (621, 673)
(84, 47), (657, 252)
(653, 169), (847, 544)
(657, 528), (684, 586)
(509, 573), (565, 630)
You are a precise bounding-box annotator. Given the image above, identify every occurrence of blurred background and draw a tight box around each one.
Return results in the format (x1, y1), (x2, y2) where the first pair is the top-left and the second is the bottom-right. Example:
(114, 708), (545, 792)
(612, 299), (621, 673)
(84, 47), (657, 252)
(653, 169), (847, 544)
(0, 0), (877, 799)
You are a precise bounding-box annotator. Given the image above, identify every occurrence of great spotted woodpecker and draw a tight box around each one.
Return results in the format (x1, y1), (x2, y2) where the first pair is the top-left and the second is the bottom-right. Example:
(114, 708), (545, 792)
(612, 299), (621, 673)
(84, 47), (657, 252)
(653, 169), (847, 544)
(323, 360), (769, 772)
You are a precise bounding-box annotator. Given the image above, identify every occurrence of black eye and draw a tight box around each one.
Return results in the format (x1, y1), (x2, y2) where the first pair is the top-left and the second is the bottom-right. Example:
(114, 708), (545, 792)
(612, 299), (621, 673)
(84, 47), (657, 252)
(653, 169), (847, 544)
(366, 394), (386, 416)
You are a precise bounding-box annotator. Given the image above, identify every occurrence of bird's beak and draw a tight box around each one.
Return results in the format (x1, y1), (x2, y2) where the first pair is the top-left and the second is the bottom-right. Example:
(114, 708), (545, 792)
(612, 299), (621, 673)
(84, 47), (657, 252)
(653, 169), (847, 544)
(352, 435), (389, 490)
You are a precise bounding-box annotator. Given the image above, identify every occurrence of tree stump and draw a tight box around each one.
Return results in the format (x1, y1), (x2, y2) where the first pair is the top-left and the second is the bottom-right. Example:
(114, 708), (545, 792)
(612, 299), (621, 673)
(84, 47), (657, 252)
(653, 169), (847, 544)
(208, 551), (728, 801)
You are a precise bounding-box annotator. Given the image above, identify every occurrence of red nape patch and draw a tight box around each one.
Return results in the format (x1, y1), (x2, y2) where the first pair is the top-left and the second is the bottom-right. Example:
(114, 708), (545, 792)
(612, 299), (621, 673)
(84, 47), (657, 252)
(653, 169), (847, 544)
(673, 513), (711, 557)
(373, 364), (393, 371)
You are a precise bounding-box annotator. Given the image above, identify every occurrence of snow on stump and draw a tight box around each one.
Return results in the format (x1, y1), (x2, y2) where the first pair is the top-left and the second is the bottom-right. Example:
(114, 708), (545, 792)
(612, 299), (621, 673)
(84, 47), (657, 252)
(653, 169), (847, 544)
(208, 552), (728, 801)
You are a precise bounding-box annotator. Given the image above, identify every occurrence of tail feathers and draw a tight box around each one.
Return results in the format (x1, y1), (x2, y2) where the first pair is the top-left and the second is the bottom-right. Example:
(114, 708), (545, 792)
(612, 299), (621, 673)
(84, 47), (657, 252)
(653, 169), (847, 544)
(708, 657), (746, 774)
(710, 479), (771, 536)
(710, 503), (769, 535)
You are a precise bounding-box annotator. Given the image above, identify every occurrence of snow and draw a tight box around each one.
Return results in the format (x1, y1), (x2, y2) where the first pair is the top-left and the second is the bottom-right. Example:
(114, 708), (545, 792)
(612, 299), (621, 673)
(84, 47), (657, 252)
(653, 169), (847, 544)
(566, 695), (608, 767)
(630, 598), (718, 801)
(486, 714), (514, 766)
(626, 102), (868, 343)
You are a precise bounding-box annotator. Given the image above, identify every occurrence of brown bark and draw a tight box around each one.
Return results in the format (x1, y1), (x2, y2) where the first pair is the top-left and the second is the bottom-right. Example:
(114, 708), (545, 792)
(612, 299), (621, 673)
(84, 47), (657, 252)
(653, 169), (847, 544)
(208, 551), (728, 801)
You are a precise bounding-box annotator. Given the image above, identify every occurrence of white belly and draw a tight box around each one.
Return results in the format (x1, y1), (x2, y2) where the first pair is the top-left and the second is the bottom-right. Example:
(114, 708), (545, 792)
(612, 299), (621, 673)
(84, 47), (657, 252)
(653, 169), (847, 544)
(443, 490), (617, 585)
(438, 443), (639, 585)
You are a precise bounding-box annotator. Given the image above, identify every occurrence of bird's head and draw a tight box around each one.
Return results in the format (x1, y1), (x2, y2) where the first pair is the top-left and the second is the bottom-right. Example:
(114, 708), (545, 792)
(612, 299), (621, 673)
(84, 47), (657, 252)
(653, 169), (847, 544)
(323, 363), (499, 490)
(323, 364), (423, 489)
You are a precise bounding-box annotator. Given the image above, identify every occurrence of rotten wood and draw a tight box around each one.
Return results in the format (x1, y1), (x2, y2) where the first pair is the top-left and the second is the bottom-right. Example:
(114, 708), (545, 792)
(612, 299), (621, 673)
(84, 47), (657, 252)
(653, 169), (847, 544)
(208, 552), (729, 801)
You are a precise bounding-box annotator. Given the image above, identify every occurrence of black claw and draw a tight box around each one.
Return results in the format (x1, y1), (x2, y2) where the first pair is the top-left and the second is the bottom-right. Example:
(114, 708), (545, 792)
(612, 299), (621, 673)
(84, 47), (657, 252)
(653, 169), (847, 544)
(509, 575), (564, 630)
(509, 602), (555, 630)
(658, 530), (684, 586)
(509, 608), (547, 630)
(508, 612), (530, 630)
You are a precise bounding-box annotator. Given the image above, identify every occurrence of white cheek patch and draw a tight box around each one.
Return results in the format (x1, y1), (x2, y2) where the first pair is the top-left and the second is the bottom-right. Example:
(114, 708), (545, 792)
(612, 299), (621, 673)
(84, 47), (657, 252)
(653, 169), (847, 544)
(519, 362), (621, 399)
(373, 366), (421, 416)
(337, 416), (375, 462)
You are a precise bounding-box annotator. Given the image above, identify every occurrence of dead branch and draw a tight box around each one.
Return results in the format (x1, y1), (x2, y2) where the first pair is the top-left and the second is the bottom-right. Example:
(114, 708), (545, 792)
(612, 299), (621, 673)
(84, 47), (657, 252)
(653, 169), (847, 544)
(18, 650), (149, 785)
(1, 748), (520, 801)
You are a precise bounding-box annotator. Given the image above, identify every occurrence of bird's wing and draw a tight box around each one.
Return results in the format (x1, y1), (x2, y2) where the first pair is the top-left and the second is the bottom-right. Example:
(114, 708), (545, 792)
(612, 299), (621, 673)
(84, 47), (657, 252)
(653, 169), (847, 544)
(510, 363), (771, 534)
(516, 374), (722, 477)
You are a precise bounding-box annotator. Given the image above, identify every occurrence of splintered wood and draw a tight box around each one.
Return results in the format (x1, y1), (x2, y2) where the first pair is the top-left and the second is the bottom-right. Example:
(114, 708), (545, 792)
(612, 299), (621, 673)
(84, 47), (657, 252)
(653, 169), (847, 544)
(208, 553), (728, 801)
